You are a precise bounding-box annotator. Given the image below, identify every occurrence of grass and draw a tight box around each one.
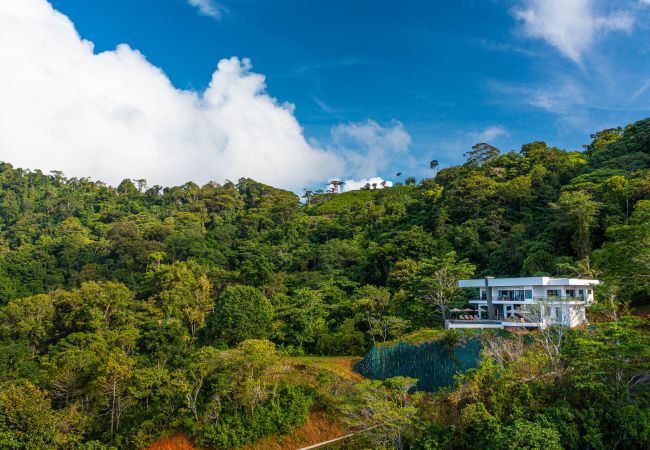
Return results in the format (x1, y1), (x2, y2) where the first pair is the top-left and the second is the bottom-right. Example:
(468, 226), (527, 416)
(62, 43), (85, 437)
(288, 356), (364, 381)
(376, 328), (446, 346)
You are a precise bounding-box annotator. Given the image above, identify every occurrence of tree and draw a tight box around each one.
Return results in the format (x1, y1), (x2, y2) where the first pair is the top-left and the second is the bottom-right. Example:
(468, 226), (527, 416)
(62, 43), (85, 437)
(593, 200), (650, 298)
(527, 299), (568, 373)
(135, 179), (147, 192)
(497, 420), (562, 450)
(0, 294), (55, 354)
(274, 289), (328, 350)
(147, 263), (213, 337)
(582, 127), (623, 156)
(446, 173), (498, 220)
(521, 141), (550, 161)
(328, 180), (345, 194)
(464, 142), (500, 166)
(551, 190), (600, 258)
(181, 346), (221, 422)
(0, 381), (83, 449)
(342, 376), (420, 450)
(414, 253), (475, 323)
(206, 285), (273, 346)
(353, 286), (408, 344)
(93, 349), (134, 435)
(302, 189), (314, 205)
(563, 317), (650, 400)
(230, 339), (287, 415)
(53, 282), (135, 334)
(589, 282), (628, 323)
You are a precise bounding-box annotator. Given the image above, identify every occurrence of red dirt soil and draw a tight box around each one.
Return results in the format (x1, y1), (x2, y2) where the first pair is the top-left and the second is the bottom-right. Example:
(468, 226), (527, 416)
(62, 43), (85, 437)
(148, 434), (200, 450)
(244, 411), (346, 450)
(147, 412), (346, 450)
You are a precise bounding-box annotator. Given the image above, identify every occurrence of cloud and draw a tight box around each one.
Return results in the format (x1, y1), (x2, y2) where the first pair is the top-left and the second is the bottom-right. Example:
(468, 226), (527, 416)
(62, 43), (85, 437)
(467, 125), (510, 143)
(0, 0), (345, 191)
(187, 0), (224, 19)
(341, 177), (393, 192)
(330, 120), (411, 179)
(513, 0), (633, 63)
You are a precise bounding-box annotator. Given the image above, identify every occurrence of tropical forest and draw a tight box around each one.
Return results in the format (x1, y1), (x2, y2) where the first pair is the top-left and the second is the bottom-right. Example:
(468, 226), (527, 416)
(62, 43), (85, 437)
(0, 117), (648, 449)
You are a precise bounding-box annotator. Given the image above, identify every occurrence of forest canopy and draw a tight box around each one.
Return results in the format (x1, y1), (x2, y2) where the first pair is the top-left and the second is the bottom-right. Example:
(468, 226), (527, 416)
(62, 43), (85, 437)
(0, 118), (649, 448)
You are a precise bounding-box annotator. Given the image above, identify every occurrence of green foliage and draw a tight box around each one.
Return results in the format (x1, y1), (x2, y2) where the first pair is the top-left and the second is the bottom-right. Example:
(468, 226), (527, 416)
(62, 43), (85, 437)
(408, 319), (650, 450)
(594, 200), (650, 298)
(497, 419), (562, 450)
(0, 381), (84, 449)
(342, 376), (421, 450)
(551, 190), (600, 258)
(195, 385), (313, 449)
(206, 285), (273, 346)
(0, 118), (649, 447)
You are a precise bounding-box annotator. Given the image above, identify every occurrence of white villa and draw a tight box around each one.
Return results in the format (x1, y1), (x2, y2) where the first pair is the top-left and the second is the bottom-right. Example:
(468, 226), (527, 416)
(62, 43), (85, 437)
(445, 276), (600, 330)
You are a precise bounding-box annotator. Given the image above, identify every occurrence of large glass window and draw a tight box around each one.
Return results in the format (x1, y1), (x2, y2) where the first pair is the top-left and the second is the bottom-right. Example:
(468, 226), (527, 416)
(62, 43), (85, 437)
(498, 290), (525, 300)
(547, 289), (560, 298)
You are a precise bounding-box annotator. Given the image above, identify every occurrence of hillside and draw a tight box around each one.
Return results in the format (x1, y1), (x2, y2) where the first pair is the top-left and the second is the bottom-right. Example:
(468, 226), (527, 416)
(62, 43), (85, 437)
(0, 118), (649, 448)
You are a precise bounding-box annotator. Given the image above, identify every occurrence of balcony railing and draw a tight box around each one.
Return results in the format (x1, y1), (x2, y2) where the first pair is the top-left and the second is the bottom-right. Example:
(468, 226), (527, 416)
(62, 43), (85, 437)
(470, 295), (586, 303)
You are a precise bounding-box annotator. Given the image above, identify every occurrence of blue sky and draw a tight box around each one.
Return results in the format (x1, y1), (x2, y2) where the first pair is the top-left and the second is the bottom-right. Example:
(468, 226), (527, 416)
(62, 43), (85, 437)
(2, 0), (650, 190)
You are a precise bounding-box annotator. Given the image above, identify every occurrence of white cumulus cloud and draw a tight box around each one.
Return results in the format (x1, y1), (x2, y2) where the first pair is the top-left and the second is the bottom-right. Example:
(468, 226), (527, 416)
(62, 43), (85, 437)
(341, 177), (393, 192)
(513, 0), (633, 63)
(330, 120), (411, 180)
(468, 125), (510, 143)
(0, 0), (345, 190)
(187, 0), (224, 19)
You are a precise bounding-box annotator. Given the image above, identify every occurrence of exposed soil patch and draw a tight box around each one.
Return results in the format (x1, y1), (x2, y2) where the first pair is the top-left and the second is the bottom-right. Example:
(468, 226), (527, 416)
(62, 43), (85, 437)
(148, 434), (200, 450)
(243, 411), (346, 450)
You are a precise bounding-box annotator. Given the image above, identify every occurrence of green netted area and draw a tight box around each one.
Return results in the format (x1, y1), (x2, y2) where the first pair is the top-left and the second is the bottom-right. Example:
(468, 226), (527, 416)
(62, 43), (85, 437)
(354, 331), (483, 392)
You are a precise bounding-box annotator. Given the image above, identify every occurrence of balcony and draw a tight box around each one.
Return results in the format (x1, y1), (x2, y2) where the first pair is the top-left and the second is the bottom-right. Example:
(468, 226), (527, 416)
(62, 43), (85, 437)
(469, 295), (586, 304)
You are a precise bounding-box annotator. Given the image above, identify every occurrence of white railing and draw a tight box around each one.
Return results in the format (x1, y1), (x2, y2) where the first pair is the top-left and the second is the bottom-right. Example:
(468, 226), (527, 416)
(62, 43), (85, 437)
(469, 295), (586, 303)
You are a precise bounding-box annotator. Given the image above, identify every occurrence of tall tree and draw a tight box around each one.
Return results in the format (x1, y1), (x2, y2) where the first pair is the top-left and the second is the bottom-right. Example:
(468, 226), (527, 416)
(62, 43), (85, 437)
(551, 190), (600, 258)
(414, 252), (475, 322)
(205, 285), (273, 346)
(464, 142), (500, 166)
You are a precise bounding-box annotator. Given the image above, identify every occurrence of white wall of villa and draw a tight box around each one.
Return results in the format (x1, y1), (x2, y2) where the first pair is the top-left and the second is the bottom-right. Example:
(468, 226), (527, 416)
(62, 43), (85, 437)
(447, 277), (599, 330)
(459, 277), (598, 303)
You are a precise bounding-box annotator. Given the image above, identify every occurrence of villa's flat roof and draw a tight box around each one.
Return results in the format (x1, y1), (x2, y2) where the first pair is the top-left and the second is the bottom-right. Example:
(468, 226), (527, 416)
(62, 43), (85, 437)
(458, 277), (600, 288)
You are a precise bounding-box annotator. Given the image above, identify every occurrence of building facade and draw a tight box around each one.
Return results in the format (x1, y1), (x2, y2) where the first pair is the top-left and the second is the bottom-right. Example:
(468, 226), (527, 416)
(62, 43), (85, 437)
(446, 277), (600, 330)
